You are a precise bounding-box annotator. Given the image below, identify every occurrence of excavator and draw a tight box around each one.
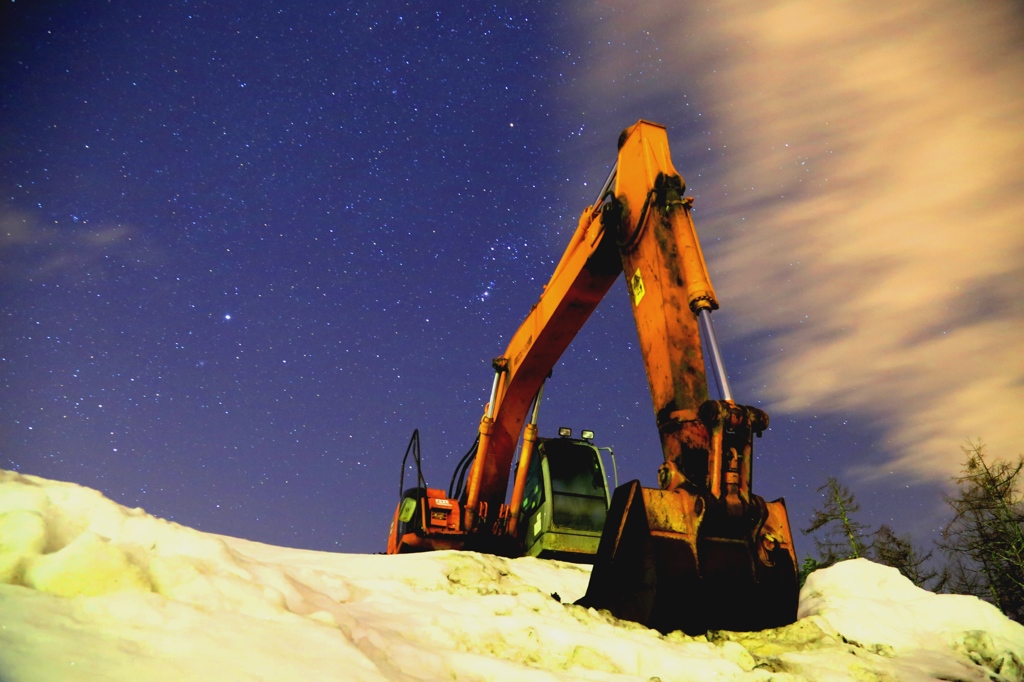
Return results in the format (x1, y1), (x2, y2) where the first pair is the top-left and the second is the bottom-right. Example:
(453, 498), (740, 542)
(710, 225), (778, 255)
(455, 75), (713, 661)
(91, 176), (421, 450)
(386, 120), (798, 634)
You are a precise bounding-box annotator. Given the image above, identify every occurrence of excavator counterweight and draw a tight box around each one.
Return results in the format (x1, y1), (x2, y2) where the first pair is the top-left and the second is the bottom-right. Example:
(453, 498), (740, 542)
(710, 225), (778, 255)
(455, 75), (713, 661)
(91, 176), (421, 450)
(386, 120), (798, 635)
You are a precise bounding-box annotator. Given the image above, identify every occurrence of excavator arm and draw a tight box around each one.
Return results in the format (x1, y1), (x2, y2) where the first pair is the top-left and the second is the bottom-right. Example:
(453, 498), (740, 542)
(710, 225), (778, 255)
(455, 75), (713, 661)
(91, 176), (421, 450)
(575, 122), (798, 633)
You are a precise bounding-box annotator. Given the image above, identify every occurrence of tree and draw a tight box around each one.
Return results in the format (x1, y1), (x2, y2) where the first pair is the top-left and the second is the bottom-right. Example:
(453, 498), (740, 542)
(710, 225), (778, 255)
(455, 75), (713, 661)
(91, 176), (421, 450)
(802, 476), (870, 568)
(798, 556), (822, 588)
(940, 442), (1024, 622)
(870, 524), (942, 590)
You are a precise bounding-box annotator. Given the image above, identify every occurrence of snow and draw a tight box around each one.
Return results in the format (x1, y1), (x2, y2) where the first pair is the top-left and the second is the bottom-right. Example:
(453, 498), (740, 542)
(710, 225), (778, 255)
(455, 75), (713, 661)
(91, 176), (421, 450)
(1, 470), (1022, 681)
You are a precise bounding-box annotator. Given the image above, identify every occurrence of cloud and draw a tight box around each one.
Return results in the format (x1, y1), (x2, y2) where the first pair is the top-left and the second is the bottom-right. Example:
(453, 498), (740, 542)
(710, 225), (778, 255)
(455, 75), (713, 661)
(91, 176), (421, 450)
(0, 209), (158, 285)
(578, 0), (1024, 482)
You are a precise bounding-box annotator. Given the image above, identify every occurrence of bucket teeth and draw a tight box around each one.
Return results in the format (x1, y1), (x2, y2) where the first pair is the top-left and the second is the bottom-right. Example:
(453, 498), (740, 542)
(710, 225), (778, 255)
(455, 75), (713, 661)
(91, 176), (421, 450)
(577, 480), (798, 635)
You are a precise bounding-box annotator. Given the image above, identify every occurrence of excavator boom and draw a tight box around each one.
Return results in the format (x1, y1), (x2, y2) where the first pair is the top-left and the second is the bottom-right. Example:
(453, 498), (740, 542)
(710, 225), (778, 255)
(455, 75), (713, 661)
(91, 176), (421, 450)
(462, 204), (623, 527)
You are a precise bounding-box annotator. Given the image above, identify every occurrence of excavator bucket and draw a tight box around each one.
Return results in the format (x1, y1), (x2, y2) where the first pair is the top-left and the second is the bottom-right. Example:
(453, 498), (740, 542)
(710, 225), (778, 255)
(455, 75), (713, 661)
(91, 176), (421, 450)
(578, 480), (798, 635)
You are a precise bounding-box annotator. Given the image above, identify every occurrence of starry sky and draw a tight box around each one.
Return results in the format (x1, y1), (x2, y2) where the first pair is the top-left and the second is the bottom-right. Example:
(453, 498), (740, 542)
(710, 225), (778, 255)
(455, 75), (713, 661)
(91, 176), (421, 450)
(3, 1), (1023, 556)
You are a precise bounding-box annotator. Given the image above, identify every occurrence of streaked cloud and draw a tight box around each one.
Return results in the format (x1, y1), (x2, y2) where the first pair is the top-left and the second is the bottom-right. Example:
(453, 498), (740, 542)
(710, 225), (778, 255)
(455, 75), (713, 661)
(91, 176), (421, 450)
(578, 1), (1024, 481)
(0, 210), (157, 284)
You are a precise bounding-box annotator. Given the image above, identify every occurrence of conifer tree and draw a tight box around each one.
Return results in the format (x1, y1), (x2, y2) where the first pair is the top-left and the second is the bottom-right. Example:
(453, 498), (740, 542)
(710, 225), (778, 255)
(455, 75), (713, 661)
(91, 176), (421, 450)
(870, 524), (941, 590)
(802, 476), (869, 568)
(940, 442), (1024, 622)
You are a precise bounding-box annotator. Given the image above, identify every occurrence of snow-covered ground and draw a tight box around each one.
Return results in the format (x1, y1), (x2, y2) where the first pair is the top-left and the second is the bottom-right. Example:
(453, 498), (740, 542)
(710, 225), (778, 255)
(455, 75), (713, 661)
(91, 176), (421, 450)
(1, 470), (1022, 681)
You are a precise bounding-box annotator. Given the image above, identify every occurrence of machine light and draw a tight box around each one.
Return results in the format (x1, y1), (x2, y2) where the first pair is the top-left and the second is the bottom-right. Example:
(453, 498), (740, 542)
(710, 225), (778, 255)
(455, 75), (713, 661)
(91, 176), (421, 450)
(581, 429), (594, 441)
(558, 427), (572, 438)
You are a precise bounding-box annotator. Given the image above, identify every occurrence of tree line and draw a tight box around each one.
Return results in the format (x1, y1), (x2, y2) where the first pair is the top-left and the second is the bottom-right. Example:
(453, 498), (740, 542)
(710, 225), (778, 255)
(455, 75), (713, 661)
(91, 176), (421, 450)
(800, 442), (1024, 623)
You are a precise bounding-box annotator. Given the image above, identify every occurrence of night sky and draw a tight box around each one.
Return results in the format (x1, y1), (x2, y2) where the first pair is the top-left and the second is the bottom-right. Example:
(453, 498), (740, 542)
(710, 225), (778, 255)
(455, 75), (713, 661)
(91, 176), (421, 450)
(3, 1), (1022, 556)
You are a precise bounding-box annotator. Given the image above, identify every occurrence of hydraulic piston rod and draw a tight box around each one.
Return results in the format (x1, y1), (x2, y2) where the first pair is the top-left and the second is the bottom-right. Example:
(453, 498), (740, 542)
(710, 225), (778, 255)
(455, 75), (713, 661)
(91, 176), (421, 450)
(698, 308), (733, 402)
(507, 382), (545, 535)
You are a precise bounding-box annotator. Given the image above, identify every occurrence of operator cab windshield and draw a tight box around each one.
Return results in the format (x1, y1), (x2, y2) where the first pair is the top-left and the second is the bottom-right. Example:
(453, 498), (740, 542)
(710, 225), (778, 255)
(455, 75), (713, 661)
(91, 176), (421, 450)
(543, 438), (608, 533)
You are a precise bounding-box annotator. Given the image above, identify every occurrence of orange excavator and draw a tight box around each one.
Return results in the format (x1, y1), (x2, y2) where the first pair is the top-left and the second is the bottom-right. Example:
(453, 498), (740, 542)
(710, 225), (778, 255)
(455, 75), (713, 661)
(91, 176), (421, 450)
(386, 120), (798, 634)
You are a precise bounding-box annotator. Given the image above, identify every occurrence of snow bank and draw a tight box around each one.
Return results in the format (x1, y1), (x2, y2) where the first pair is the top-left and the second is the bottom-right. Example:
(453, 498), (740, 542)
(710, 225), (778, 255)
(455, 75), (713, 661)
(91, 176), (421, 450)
(801, 558), (1024, 679)
(1, 469), (1022, 681)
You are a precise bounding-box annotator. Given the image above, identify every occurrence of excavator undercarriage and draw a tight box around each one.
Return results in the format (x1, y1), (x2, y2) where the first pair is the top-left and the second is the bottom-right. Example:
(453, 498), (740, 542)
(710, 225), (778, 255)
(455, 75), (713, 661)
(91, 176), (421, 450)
(386, 120), (798, 634)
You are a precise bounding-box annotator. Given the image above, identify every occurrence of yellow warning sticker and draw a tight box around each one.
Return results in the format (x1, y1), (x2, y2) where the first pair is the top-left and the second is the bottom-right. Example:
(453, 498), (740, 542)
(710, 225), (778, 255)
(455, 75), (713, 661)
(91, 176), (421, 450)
(630, 268), (646, 306)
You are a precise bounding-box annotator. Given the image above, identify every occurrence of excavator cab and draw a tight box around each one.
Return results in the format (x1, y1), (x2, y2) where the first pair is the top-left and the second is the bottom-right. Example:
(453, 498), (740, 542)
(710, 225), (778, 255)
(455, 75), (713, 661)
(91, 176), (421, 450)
(520, 430), (612, 562)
